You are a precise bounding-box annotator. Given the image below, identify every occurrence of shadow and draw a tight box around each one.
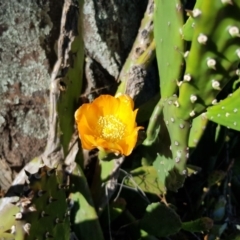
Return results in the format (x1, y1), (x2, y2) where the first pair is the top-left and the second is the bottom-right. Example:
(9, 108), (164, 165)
(81, 57), (118, 102)
(92, 0), (148, 66)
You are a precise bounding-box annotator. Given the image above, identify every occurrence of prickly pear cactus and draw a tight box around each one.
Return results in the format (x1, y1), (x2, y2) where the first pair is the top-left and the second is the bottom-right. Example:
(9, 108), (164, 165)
(146, 0), (240, 192)
(178, 0), (240, 119)
(154, 0), (184, 99)
(206, 87), (240, 131)
(148, 0), (190, 191)
(188, 113), (208, 148)
(0, 166), (70, 240)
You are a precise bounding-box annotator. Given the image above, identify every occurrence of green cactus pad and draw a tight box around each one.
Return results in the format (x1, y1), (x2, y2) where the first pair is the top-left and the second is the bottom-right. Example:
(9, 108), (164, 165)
(100, 198), (126, 229)
(182, 14), (195, 42)
(206, 87), (240, 131)
(153, 153), (183, 192)
(178, 0), (240, 120)
(188, 113), (208, 148)
(0, 203), (19, 240)
(163, 97), (191, 183)
(1, 166), (70, 240)
(182, 217), (213, 233)
(139, 202), (182, 237)
(148, 105), (188, 192)
(154, 0), (184, 98)
(124, 166), (166, 195)
(182, 0), (203, 41)
(69, 163), (104, 240)
(143, 99), (164, 146)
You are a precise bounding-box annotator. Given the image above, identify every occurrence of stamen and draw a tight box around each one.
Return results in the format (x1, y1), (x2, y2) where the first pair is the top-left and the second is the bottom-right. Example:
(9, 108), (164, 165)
(97, 115), (126, 142)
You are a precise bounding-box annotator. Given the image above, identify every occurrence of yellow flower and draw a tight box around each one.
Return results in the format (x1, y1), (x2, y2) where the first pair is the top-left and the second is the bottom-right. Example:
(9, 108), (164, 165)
(74, 94), (143, 156)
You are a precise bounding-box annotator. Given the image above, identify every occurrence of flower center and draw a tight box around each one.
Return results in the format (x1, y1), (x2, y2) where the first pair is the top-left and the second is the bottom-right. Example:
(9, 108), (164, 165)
(97, 115), (126, 142)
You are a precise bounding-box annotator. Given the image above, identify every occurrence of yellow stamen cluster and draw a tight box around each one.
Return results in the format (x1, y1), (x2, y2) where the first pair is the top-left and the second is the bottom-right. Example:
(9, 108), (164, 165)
(97, 115), (125, 142)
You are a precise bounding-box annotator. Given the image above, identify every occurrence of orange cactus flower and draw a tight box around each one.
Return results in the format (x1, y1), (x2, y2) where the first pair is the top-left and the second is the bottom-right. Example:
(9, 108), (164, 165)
(74, 94), (143, 156)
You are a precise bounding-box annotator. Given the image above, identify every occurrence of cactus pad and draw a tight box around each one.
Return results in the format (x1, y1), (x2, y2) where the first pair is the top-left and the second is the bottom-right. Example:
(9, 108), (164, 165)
(1, 166), (70, 240)
(206, 87), (240, 131)
(124, 166), (166, 195)
(154, 0), (184, 98)
(178, 0), (240, 119)
(139, 202), (182, 237)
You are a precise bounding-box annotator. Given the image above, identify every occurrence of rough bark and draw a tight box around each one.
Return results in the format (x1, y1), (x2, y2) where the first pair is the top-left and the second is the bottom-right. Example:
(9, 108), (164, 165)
(0, 0), (63, 184)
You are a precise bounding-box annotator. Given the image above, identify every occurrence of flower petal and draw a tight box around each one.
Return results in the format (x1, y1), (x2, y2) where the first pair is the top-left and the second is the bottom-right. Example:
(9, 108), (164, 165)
(75, 103), (101, 128)
(117, 94), (134, 110)
(95, 138), (124, 154)
(123, 109), (139, 135)
(92, 95), (120, 116)
(118, 126), (142, 156)
(81, 134), (96, 150)
(75, 109), (93, 136)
